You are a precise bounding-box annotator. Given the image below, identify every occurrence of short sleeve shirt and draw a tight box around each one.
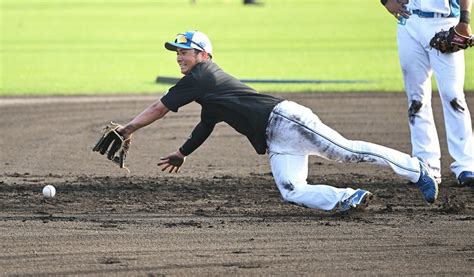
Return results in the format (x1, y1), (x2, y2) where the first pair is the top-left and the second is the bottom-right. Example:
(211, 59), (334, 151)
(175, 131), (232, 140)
(160, 61), (284, 154)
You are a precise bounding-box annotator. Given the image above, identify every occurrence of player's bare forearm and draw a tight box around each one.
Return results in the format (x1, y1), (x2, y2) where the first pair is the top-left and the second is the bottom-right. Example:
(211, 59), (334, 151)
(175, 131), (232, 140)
(461, 0), (472, 12)
(119, 99), (170, 137)
(456, 0), (472, 36)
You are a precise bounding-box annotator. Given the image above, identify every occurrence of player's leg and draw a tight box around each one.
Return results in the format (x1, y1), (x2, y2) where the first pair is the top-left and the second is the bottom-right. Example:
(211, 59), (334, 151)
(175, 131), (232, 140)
(309, 121), (423, 182)
(397, 17), (441, 178)
(266, 100), (438, 203)
(268, 152), (365, 211)
(267, 101), (422, 182)
(430, 48), (474, 181)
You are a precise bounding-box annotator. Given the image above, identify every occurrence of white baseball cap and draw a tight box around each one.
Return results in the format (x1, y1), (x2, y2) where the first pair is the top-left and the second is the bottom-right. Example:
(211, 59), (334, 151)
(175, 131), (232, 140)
(165, 31), (213, 56)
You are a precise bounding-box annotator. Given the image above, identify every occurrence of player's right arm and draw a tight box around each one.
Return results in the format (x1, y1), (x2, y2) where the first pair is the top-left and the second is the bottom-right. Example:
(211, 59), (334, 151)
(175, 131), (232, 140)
(455, 0), (472, 36)
(179, 119), (216, 156)
(158, 119), (216, 173)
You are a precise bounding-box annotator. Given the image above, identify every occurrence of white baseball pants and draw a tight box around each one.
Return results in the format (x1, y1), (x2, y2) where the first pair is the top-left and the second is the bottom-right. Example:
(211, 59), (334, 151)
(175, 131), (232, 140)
(266, 100), (422, 211)
(397, 15), (474, 177)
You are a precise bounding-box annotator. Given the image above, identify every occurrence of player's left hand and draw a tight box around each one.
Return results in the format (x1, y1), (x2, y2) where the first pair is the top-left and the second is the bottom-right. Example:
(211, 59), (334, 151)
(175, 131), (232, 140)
(383, 0), (411, 20)
(158, 151), (186, 173)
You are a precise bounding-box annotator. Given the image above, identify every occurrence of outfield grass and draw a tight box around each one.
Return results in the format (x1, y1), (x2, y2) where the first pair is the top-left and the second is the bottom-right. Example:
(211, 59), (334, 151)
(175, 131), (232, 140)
(1, 0), (473, 96)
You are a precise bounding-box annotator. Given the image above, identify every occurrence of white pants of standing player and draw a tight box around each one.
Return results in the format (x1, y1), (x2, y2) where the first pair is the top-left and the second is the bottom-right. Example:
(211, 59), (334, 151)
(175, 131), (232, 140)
(397, 15), (474, 177)
(266, 101), (422, 211)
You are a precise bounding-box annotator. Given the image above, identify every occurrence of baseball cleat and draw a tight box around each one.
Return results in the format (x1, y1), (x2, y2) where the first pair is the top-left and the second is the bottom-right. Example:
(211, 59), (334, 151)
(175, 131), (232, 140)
(458, 171), (474, 186)
(340, 189), (373, 212)
(415, 160), (439, 203)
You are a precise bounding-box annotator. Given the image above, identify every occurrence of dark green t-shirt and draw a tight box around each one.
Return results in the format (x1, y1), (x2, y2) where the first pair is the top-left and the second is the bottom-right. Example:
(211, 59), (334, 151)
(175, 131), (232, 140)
(160, 61), (283, 155)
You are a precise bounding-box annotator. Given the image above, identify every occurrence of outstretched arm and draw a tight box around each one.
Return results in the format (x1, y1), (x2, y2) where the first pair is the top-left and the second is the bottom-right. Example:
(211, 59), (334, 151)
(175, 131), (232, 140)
(118, 99), (170, 138)
(93, 99), (170, 169)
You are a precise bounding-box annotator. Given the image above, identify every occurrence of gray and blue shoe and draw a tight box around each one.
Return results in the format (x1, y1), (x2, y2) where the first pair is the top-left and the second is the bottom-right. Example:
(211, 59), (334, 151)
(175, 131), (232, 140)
(415, 160), (439, 203)
(458, 171), (474, 186)
(340, 189), (373, 212)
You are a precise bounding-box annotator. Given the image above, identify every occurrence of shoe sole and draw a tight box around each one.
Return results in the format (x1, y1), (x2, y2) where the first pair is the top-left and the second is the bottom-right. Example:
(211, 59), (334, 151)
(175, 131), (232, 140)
(354, 192), (374, 211)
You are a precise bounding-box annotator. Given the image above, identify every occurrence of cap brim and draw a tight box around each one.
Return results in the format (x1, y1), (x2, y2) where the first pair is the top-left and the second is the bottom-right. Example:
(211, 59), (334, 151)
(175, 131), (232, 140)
(164, 42), (193, 52)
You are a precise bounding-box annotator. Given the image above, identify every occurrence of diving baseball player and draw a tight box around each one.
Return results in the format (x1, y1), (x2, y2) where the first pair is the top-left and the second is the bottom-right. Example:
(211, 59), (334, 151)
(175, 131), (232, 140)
(93, 31), (439, 212)
(381, 0), (474, 186)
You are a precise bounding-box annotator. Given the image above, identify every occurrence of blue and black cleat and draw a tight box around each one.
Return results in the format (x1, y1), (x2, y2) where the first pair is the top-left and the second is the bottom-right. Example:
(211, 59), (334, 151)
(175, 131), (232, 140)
(415, 160), (439, 203)
(458, 171), (474, 186)
(340, 189), (373, 212)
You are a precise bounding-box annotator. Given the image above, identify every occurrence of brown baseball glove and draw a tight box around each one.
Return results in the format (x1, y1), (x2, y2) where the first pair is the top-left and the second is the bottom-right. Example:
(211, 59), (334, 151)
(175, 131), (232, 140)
(430, 27), (473, 53)
(93, 122), (130, 169)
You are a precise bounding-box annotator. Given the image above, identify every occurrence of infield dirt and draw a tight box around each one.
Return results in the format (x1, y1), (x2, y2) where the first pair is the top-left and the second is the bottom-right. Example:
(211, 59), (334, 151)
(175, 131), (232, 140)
(1, 92), (473, 275)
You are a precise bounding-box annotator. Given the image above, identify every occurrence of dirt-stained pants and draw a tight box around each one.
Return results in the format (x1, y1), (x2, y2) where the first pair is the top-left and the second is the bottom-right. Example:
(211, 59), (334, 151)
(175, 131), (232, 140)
(397, 15), (474, 178)
(266, 100), (421, 211)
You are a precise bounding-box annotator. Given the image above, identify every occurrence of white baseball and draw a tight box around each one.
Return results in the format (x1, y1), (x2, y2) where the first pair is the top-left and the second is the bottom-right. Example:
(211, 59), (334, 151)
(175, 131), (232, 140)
(42, 185), (56, 198)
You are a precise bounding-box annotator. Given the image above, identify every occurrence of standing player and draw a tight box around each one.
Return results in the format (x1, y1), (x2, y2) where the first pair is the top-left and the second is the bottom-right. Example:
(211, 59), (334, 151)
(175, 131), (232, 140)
(381, 0), (474, 186)
(94, 31), (439, 212)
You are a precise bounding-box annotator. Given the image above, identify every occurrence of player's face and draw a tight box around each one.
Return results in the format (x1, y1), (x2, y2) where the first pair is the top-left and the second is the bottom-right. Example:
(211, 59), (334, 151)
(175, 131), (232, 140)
(176, 48), (202, 74)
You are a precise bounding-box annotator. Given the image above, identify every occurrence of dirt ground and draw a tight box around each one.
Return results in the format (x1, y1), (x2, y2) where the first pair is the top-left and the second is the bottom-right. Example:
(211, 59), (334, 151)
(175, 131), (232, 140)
(1, 92), (473, 276)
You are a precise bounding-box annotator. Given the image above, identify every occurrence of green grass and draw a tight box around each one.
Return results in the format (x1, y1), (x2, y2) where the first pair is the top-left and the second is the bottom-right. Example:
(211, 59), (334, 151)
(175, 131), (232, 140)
(1, 0), (473, 96)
